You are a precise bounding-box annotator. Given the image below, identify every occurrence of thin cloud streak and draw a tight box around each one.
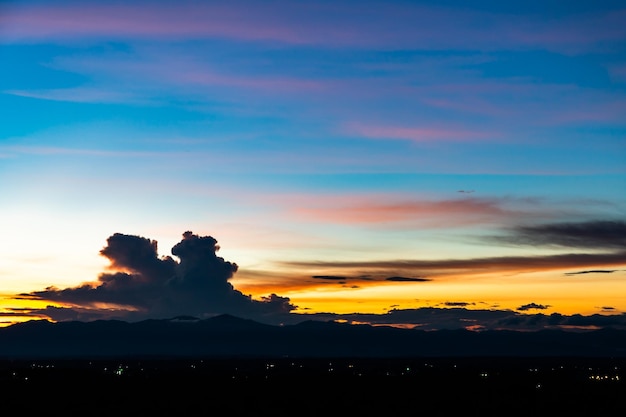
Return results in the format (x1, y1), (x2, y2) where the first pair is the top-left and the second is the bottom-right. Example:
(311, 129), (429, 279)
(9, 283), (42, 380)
(4, 87), (144, 104)
(3, 1), (624, 53)
(565, 270), (618, 276)
(284, 251), (626, 277)
(344, 123), (498, 143)
(287, 195), (558, 228)
(12, 23), (622, 157)
(0, 145), (168, 158)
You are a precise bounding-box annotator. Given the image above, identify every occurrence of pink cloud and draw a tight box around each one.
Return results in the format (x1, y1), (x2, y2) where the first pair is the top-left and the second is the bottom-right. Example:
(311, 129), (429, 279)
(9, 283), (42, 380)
(547, 99), (626, 125)
(2, 1), (623, 53)
(1, 1), (411, 46)
(47, 51), (331, 98)
(416, 82), (626, 128)
(268, 194), (555, 228)
(180, 70), (328, 94)
(343, 122), (497, 144)
(0, 3), (295, 43)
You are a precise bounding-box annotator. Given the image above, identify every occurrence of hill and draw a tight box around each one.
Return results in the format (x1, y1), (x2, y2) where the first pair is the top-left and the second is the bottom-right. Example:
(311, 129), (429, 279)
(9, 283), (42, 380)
(2, 315), (626, 359)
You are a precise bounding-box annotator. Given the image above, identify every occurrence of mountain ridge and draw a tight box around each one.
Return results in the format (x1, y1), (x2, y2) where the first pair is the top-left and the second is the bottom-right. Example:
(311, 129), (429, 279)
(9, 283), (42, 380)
(2, 314), (626, 359)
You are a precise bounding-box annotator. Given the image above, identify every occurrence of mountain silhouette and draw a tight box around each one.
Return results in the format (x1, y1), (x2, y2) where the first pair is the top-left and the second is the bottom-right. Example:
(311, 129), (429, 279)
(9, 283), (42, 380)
(1, 315), (626, 359)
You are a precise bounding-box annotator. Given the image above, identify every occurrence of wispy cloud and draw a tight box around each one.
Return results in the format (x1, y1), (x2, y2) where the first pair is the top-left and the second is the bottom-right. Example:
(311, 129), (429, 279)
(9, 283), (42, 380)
(0, 145), (168, 158)
(286, 195), (556, 228)
(3, 1), (624, 53)
(283, 251), (626, 278)
(5, 87), (143, 104)
(343, 122), (497, 143)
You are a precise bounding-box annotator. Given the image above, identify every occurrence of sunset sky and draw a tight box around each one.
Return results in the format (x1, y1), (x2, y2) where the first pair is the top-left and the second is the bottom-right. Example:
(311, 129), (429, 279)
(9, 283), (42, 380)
(1, 0), (625, 330)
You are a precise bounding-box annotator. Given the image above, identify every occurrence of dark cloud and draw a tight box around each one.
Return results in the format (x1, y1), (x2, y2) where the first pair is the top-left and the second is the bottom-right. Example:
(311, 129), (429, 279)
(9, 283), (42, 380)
(312, 275), (429, 282)
(517, 303), (550, 311)
(284, 221), (626, 280)
(0, 310), (45, 318)
(309, 307), (514, 331)
(565, 269), (617, 276)
(25, 231), (296, 324)
(498, 220), (626, 249)
(99, 233), (177, 281)
(294, 308), (626, 331)
(310, 274), (430, 285)
(443, 301), (474, 307)
(497, 312), (626, 331)
(384, 276), (430, 282)
(312, 275), (347, 280)
(28, 305), (110, 322)
(284, 251), (626, 275)
(601, 306), (616, 311)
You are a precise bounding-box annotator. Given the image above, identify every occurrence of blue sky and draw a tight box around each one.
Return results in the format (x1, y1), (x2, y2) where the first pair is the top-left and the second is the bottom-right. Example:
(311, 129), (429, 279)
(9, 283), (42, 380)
(1, 0), (625, 328)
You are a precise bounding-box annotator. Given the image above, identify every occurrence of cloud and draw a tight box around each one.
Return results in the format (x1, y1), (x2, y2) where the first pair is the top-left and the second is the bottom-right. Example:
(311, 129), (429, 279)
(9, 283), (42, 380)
(343, 122), (496, 143)
(299, 307), (513, 331)
(4, 87), (142, 104)
(298, 307), (626, 331)
(12, 302), (626, 331)
(443, 302), (474, 307)
(385, 276), (430, 282)
(517, 303), (550, 311)
(312, 275), (348, 280)
(284, 251), (626, 278)
(3, 0), (624, 53)
(498, 220), (626, 249)
(496, 312), (626, 331)
(306, 274), (430, 287)
(291, 195), (548, 228)
(25, 231), (296, 324)
(565, 269), (618, 276)
(27, 305), (112, 322)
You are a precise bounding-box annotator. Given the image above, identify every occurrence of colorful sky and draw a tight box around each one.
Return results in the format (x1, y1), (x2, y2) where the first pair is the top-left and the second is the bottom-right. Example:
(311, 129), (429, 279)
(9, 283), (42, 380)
(1, 0), (625, 330)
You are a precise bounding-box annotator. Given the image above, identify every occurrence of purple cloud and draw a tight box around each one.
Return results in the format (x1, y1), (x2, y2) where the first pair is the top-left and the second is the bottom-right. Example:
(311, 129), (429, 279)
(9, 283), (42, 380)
(3, 1), (624, 53)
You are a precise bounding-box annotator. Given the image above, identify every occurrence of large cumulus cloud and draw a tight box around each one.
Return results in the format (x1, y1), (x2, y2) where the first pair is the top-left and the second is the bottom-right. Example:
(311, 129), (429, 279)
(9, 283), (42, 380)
(25, 231), (295, 324)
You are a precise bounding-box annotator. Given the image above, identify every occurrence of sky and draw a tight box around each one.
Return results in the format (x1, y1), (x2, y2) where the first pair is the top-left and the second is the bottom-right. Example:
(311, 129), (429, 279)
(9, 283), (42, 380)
(1, 0), (625, 330)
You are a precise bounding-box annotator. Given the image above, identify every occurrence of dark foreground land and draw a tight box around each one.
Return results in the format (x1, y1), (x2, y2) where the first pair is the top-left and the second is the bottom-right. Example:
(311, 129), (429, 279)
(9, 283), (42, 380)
(1, 356), (625, 416)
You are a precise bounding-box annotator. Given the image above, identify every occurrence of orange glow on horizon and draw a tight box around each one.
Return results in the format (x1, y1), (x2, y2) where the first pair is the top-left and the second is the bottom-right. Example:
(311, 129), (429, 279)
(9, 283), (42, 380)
(238, 267), (626, 319)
